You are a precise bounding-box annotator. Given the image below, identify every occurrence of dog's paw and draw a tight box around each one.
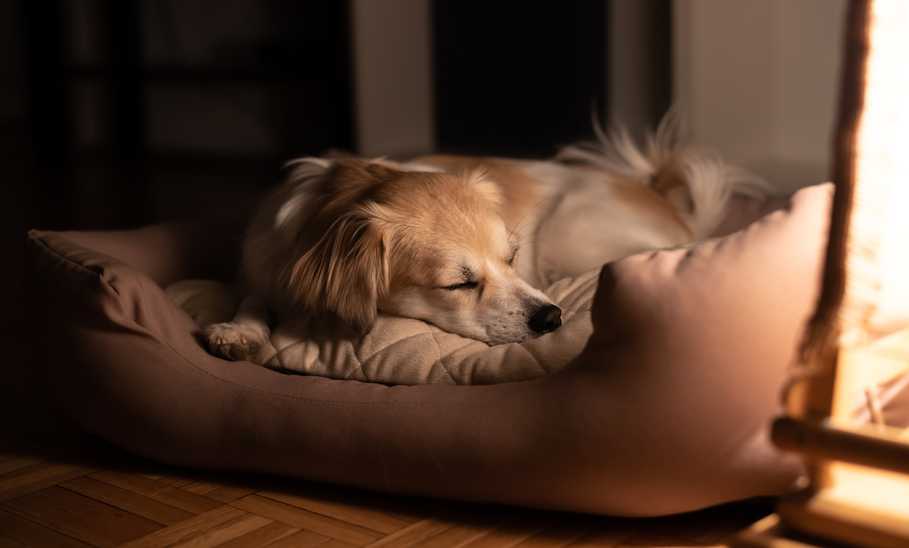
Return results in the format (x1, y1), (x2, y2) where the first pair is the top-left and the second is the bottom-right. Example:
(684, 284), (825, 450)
(202, 322), (269, 363)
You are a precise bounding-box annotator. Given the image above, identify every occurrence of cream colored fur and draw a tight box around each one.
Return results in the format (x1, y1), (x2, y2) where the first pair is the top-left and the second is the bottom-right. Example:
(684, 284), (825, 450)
(204, 115), (768, 361)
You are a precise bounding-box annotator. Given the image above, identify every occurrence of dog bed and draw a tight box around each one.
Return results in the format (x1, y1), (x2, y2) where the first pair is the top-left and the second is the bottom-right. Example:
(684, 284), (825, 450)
(162, 195), (782, 386)
(30, 183), (890, 516)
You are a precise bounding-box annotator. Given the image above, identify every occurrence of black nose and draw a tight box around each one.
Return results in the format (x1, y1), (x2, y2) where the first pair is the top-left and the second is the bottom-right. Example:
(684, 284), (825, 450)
(528, 304), (562, 334)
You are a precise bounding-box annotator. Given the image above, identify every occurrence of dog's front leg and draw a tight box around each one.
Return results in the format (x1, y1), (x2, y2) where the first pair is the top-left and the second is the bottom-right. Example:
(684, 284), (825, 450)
(203, 296), (277, 364)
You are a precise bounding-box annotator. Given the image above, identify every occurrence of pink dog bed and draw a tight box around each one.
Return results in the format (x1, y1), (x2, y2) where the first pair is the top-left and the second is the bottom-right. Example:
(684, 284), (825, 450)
(30, 183), (898, 517)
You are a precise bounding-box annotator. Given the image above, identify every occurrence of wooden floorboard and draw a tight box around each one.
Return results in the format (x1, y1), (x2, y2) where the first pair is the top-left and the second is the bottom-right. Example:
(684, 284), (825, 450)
(60, 476), (195, 526)
(0, 445), (773, 548)
(0, 508), (94, 548)
(232, 495), (384, 546)
(1, 486), (162, 546)
(2, 333), (771, 547)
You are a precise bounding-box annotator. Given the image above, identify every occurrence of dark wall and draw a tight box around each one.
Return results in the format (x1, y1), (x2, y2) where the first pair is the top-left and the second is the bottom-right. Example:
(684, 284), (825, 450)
(3, 1), (26, 336)
(10, 1), (675, 233)
(19, 0), (354, 232)
(432, 1), (608, 157)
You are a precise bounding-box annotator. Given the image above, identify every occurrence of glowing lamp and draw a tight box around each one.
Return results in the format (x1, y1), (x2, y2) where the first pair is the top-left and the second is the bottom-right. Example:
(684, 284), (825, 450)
(738, 1), (909, 546)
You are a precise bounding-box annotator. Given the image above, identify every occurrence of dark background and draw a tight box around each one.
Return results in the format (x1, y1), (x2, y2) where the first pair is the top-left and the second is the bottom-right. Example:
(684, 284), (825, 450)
(4, 0), (671, 356)
(8, 1), (652, 234)
(1, 0), (673, 449)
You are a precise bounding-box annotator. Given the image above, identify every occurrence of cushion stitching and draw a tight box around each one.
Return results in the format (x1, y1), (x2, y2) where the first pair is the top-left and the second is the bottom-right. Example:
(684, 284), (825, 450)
(427, 329), (457, 384)
(144, 321), (433, 406)
(30, 234), (124, 299)
(359, 329), (445, 363)
(357, 326), (456, 384)
(351, 344), (369, 381)
(519, 342), (548, 375)
(350, 333), (368, 380)
(29, 234), (114, 285)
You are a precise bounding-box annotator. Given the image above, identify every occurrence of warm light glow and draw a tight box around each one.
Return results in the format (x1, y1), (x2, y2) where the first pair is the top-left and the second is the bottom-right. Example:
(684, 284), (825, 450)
(762, 2), (909, 544)
(840, 0), (909, 347)
(830, 0), (909, 429)
(832, 328), (909, 420)
(828, 462), (909, 525)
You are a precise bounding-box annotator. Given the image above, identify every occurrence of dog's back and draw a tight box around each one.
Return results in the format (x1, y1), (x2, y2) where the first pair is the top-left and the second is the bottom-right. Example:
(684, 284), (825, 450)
(415, 114), (770, 286)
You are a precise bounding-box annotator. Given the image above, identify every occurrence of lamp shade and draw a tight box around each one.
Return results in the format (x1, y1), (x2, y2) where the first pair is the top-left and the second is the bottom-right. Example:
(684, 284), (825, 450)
(830, 0), (909, 348)
(764, 1), (909, 545)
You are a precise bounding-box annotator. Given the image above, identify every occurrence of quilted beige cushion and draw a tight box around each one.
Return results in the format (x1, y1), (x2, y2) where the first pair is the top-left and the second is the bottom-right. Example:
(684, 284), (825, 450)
(167, 193), (787, 386)
(168, 271), (597, 384)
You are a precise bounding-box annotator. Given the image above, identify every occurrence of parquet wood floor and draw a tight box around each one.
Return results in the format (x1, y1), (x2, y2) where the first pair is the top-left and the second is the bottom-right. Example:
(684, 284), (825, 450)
(2, 335), (770, 547)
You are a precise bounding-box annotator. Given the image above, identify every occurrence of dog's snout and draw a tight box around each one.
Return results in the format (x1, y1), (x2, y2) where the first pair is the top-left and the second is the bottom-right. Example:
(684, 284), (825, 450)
(528, 304), (562, 334)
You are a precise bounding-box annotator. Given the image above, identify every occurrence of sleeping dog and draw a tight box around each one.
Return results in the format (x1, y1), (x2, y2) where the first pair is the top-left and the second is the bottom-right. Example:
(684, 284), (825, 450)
(204, 115), (768, 362)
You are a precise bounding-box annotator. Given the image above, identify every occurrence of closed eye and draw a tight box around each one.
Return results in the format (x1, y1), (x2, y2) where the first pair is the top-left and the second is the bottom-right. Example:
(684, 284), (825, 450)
(507, 246), (519, 266)
(443, 281), (479, 291)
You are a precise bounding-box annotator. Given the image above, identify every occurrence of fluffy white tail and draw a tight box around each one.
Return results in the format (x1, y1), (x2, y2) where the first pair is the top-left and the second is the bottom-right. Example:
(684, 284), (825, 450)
(556, 111), (771, 239)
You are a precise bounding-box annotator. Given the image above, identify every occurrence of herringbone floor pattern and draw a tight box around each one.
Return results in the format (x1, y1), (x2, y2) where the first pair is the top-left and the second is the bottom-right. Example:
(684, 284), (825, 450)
(2, 334), (770, 547)
(0, 434), (774, 548)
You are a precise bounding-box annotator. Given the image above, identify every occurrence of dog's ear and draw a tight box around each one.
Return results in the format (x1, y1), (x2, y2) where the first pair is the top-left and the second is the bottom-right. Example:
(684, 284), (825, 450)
(323, 159), (404, 209)
(464, 168), (503, 207)
(287, 208), (389, 333)
(275, 157), (333, 241)
(275, 158), (404, 238)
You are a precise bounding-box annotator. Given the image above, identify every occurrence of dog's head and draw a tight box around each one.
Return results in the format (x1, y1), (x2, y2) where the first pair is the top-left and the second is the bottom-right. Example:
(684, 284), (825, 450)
(277, 158), (561, 344)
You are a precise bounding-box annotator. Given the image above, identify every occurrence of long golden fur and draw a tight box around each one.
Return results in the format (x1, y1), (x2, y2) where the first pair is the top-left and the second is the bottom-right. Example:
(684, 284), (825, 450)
(204, 115), (770, 362)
